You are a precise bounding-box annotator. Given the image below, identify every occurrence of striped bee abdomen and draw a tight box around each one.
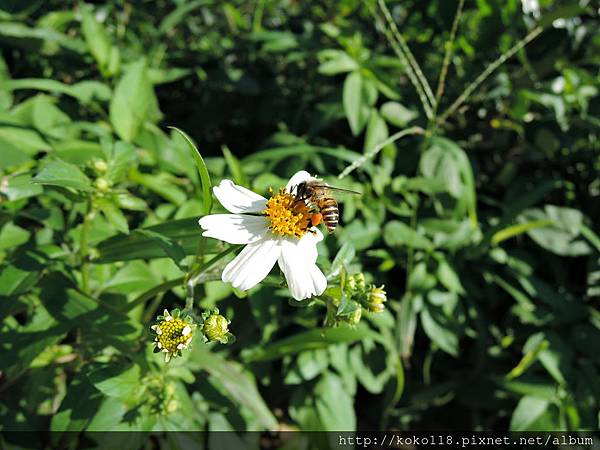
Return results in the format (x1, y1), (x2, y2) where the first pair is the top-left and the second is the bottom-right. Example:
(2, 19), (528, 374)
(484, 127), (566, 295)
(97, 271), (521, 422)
(319, 198), (339, 232)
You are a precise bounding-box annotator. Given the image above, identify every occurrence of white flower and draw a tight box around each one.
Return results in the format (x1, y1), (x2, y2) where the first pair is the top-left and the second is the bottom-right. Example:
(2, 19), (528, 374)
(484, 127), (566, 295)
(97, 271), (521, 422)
(198, 171), (327, 300)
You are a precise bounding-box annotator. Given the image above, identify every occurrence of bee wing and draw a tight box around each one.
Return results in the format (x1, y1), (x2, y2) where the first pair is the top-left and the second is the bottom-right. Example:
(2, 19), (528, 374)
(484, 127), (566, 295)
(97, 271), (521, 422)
(319, 185), (362, 196)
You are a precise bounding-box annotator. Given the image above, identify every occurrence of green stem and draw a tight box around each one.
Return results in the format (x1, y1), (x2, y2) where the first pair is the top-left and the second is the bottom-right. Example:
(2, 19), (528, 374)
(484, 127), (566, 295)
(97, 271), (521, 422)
(437, 26), (543, 125)
(370, 3), (434, 119)
(185, 244), (242, 310)
(79, 199), (92, 293)
(376, 0), (436, 110)
(338, 126), (424, 179)
(405, 199), (418, 292)
(431, 0), (464, 123)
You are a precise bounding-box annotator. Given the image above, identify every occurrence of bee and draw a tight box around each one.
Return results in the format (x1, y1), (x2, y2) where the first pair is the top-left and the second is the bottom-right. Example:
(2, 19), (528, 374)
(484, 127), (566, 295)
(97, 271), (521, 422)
(294, 179), (361, 233)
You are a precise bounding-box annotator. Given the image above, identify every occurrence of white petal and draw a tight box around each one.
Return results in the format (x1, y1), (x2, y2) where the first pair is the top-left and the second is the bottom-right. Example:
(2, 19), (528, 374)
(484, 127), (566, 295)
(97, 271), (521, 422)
(222, 239), (281, 291)
(278, 237), (327, 301)
(182, 325), (192, 336)
(285, 170), (314, 195)
(213, 180), (267, 213)
(296, 228), (324, 263)
(199, 214), (268, 244)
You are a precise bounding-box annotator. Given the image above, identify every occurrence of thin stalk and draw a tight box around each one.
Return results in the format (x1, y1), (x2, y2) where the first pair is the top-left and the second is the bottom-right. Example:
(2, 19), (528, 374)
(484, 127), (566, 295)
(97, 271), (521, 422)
(432, 0), (464, 117)
(377, 0), (436, 109)
(338, 126), (424, 179)
(406, 199), (418, 292)
(185, 244), (242, 309)
(370, 5), (434, 119)
(79, 200), (92, 293)
(437, 26), (543, 125)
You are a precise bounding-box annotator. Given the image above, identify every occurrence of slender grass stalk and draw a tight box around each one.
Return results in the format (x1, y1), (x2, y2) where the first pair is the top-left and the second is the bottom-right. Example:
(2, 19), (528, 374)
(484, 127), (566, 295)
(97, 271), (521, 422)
(437, 26), (543, 125)
(377, 0), (436, 109)
(370, 4), (434, 119)
(433, 0), (464, 113)
(338, 126), (424, 179)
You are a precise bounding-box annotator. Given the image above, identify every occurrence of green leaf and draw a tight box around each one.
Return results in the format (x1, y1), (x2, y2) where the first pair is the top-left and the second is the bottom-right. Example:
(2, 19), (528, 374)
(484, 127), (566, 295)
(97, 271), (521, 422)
(96, 198), (129, 234)
(136, 229), (187, 270)
(521, 205), (590, 256)
(95, 218), (216, 263)
(383, 220), (432, 249)
(0, 173), (43, 202)
(104, 140), (137, 184)
(318, 50), (358, 75)
(380, 101), (418, 127)
(32, 159), (93, 192)
(0, 78), (109, 104)
(421, 303), (459, 356)
(329, 242), (356, 279)
(314, 372), (356, 431)
(0, 222), (30, 250)
(243, 325), (378, 362)
(343, 71), (370, 136)
(109, 59), (159, 142)
(0, 138), (30, 169)
(191, 347), (278, 430)
(169, 127), (213, 215)
(81, 4), (119, 77)
(420, 137), (477, 226)
(221, 145), (247, 187)
(129, 170), (187, 205)
(363, 110), (388, 154)
(436, 258), (465, 294)
(510, 396), (550, 431)
(51, 374), (104, 432)
(86, 362), (141, 399)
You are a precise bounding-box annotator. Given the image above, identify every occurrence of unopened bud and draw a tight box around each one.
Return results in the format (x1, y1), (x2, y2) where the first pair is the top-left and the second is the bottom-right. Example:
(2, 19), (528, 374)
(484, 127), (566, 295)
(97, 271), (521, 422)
(95, 177), (110, 192)
(354, 273), (366, 290)
(346, 305), (362, 325)
(93, 159), (108, 173)
(203, 314), (229, 343)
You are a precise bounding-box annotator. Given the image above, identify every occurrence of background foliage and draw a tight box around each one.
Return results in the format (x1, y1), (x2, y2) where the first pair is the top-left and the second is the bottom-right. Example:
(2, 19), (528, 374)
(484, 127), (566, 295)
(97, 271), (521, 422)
(0, 0), (599, 446)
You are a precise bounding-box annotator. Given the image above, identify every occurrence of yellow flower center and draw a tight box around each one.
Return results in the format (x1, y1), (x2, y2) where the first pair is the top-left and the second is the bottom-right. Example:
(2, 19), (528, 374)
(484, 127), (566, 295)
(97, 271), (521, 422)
(156, 318), (192, 353)
(263, 188), (311, 238)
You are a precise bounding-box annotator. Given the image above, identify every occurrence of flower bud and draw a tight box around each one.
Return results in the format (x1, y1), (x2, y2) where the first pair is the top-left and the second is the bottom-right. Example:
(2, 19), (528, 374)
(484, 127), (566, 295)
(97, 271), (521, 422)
(354, 273), (366, 291)
(346, 305), (362, 325)
(93, 159), (108, 173)
(366, 285), (387, 313)
(202, 314), (230, 343)
(95, 177), (110, 192)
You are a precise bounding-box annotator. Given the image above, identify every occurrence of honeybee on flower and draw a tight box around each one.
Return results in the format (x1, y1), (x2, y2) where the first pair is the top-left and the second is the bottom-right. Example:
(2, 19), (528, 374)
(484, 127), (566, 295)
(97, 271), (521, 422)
(199, 171), (336, 301)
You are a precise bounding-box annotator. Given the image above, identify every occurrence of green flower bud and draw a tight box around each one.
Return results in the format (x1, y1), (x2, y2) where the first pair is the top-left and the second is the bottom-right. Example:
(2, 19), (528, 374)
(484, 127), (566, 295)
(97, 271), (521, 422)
(93, 159), (108, 172)
(202, 314), (230, 343)
(95, 177), (110, 192)
(346, 305), (362, 325)
(354, 273), (366, 291)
